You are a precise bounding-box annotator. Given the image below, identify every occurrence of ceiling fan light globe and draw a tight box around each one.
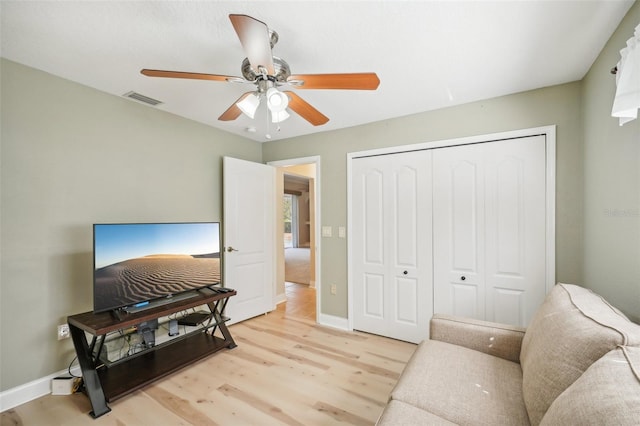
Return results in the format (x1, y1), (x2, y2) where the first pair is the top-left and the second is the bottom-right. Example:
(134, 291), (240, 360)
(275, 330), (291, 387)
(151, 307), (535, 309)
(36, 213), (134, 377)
(237, 93), (261, 119)
(271, 110), (290, 123)
(266, 88), (289, 113)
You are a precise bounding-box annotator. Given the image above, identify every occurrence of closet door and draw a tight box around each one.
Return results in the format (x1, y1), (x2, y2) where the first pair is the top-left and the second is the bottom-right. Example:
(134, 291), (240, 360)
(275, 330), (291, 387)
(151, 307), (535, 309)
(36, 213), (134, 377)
(433, 136), (546, 327)
(432, 143), (487, 320)
(351, 150), (433, 343)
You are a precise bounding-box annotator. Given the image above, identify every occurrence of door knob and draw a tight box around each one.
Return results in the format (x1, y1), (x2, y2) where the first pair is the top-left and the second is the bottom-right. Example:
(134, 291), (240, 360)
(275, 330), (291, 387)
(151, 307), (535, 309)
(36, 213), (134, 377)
(461, 276), (466, 281)
(403, 271), (408, 275)
(226, 246), (238, 253)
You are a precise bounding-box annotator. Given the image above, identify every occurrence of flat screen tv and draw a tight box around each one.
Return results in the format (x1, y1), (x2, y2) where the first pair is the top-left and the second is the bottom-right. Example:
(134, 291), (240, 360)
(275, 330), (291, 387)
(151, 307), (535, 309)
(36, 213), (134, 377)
(93, 222), (222, 313)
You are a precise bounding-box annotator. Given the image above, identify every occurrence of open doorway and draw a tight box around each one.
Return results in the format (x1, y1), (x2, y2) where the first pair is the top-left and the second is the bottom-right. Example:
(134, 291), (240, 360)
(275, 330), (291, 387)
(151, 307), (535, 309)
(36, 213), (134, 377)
(283, 173), (314, 320)
(269, 157), (320, 322)
(283, 173), (312, 283)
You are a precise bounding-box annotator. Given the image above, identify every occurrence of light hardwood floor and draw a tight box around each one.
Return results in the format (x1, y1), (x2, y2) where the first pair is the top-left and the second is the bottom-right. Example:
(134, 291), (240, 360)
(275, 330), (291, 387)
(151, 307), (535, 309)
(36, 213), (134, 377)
(280, 281), (317, 321)
(1, 284), (416, 425)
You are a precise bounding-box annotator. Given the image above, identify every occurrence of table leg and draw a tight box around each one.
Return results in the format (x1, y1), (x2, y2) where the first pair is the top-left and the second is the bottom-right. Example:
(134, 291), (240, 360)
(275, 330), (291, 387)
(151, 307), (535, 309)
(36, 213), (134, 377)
(69, 323), (111, 418)
(208, 298), (237, 349)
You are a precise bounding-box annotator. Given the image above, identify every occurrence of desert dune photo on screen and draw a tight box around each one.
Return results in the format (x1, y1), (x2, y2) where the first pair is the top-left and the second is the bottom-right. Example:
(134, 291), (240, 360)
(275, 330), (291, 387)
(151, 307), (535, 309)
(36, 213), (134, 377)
(94, 253), (221, 311)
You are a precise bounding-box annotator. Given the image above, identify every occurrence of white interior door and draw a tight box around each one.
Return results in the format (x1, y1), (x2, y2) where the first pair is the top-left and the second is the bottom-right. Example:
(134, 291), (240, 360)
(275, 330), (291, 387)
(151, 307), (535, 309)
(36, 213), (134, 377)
(223, 157), (275, 324)
(433, 136), (546, 326)
(352, 150), (433, 343)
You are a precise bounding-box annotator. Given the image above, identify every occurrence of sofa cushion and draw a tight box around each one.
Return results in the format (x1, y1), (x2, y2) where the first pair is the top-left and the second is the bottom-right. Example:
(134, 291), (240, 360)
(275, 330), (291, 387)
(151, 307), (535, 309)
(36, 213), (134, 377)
(430, 314), (526, 363)
(540, 346), (640, 425)
(376, 400), (457, 426)
(520, 283), (640, 425)
(390, 339), (529, 425)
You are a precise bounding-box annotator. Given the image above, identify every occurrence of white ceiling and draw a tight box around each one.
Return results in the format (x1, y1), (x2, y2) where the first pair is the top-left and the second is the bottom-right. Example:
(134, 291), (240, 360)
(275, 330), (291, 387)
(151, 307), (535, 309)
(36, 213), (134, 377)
(1, 1), (633, 142)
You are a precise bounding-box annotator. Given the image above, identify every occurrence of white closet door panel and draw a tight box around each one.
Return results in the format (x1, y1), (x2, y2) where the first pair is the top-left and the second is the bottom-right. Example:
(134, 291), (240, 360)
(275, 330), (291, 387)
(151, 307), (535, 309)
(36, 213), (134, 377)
(353, 162), (387, 332)
(364, 273), (385, 318)
(433, 144), (485, 320)
(395, 277), (418, 324)
(451, 160), (482, 272)
(485, 136), (546, 326)
(364, 170), (385, 266)
(389, 151), (433, 342)
(394, 166), (419, 267)
(494, 157), (523, 274)
(352, 151), (432, 343)
(491, 287), (524, 325)
(434, 136), (547, 327)
(451, 283), (480, 318)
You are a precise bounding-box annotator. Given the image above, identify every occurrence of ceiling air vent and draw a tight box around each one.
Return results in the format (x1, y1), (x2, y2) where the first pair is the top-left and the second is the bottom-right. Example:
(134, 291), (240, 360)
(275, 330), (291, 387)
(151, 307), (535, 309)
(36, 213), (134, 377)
(123, 91), (163, 106)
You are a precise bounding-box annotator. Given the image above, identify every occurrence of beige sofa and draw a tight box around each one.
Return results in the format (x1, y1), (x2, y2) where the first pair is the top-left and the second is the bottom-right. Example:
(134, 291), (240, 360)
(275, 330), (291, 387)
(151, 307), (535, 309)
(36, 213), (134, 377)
(377, 283), (640, 425)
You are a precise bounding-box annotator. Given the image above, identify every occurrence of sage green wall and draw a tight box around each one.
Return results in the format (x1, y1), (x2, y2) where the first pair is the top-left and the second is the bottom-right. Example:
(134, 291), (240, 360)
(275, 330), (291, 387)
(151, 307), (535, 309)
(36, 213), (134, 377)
(0, 59), (262, 391)
(263, 82), (584, 319)
(582, 2), (640, 322)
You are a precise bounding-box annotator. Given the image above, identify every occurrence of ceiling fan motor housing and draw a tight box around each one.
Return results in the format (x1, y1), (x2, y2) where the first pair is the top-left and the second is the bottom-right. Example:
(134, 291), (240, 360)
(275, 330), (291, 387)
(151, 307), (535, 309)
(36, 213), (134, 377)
(241, 56), (291, 83)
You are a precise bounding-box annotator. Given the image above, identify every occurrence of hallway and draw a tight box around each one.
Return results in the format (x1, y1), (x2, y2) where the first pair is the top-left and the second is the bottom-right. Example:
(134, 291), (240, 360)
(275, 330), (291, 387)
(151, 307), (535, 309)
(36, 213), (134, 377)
(277, 281), (316, 321)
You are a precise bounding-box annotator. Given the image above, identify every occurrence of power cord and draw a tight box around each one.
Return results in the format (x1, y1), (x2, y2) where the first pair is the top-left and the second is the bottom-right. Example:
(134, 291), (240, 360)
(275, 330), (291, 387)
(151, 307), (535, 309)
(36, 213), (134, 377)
(67, 356), (81, 378)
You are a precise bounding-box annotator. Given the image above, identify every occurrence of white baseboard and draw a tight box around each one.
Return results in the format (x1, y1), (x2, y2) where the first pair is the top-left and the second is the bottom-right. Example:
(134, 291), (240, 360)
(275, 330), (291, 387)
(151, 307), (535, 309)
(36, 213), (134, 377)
(0, 366), (81, 412)
(318, 313), (350, 331)
(274, 292), (287, 306)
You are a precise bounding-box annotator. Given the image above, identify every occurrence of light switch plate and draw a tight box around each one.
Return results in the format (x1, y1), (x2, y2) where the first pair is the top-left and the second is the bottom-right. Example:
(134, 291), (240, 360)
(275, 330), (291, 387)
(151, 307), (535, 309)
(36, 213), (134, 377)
(322, 226), (332, 237)
(338, 227), (346, 238)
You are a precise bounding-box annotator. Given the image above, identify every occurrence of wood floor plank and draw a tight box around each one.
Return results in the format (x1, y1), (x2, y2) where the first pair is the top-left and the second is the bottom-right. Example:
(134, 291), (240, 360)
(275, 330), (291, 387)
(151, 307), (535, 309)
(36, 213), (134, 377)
(143, 385), (218, 426)
(100, 389), (188, 425)
(313, 401), (372, 426)
(157, 370), (280, 425)
(243, 322), (362, 359)
(223, 344), (276, 367)
(234, 335), (331, 370)
(218, 383), (304, 426)
(296, 344), (401, 379)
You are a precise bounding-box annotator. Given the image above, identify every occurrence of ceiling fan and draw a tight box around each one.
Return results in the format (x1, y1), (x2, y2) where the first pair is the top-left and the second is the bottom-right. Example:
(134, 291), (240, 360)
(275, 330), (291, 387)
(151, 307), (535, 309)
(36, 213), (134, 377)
(141, 14), (380, 127)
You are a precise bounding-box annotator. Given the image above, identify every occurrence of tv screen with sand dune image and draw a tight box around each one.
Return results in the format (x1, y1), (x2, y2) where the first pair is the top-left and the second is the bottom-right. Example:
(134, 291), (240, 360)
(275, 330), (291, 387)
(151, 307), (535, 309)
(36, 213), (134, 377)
(93, 222), (222, 313)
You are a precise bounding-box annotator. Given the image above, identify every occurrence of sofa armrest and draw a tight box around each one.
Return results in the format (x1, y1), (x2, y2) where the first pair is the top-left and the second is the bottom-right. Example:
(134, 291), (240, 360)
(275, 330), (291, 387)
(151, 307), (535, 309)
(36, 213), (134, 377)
(429, 314), (526, 363)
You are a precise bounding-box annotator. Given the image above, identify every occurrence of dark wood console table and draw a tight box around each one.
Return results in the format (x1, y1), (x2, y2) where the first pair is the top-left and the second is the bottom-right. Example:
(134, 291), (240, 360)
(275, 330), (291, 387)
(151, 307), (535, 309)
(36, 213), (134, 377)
(67, 288), (237, 418)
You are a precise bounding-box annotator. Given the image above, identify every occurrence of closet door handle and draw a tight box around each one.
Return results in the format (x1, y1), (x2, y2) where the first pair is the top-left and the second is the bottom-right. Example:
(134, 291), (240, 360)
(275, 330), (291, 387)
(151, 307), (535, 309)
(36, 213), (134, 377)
(460, 276), (466, 281)
(403, 270), (408, 275)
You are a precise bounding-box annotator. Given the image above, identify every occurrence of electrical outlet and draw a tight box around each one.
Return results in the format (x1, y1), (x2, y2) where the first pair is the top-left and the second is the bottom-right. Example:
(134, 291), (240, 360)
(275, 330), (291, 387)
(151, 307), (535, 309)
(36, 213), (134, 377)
(57, 324), (70, 340)
(330, 284), (337, 295)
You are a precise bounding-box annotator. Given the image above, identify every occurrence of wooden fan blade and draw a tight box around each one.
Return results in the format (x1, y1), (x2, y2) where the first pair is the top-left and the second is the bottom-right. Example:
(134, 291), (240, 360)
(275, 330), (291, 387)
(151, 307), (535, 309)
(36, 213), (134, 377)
(141, 69), (239, 82)
(284, 91), (329, 126)
(229, 14), (275, 75)
(288, 73), (380, 90)
(218, 92), (253, 121)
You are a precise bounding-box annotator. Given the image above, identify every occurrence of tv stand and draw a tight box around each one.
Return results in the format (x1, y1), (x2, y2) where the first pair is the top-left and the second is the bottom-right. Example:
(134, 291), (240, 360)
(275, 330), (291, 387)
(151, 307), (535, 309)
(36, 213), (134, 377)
(67, 289), (236, 418)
